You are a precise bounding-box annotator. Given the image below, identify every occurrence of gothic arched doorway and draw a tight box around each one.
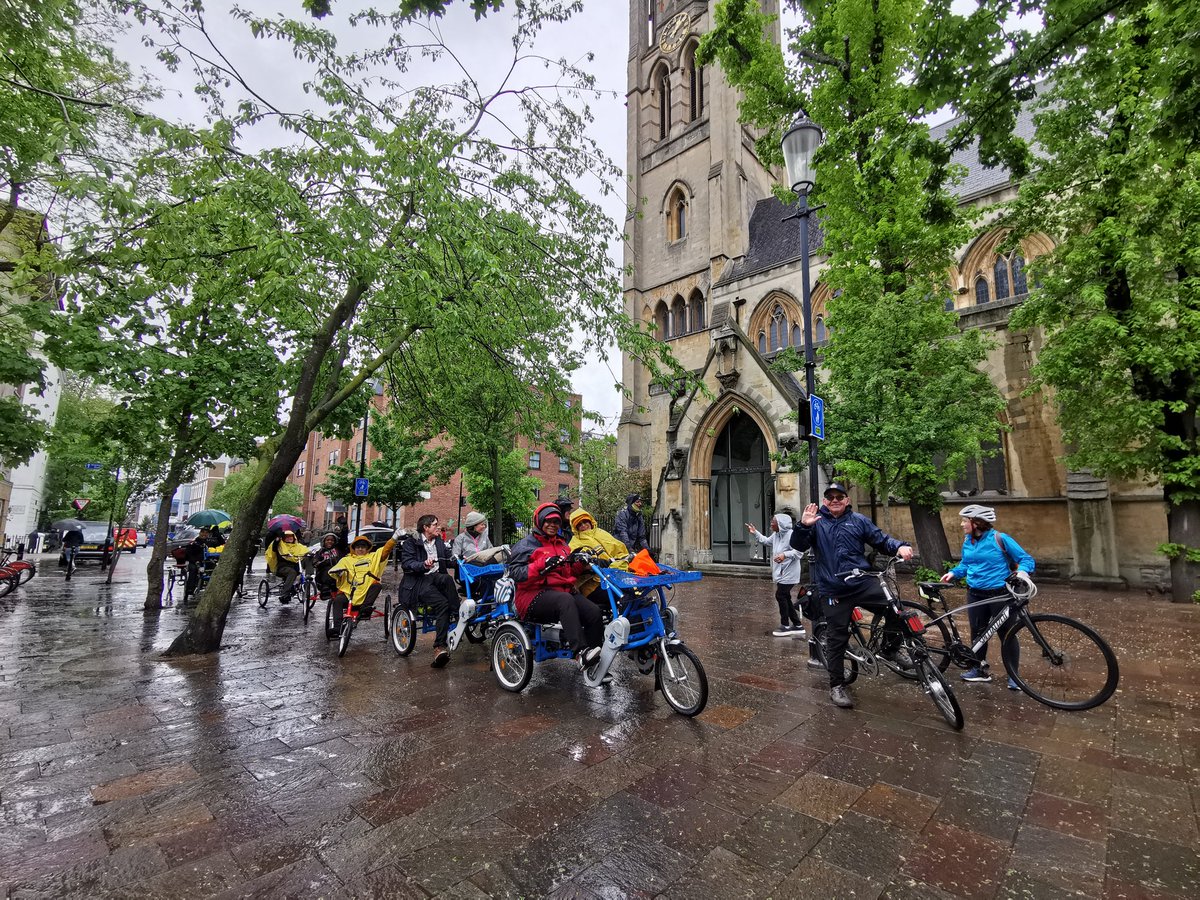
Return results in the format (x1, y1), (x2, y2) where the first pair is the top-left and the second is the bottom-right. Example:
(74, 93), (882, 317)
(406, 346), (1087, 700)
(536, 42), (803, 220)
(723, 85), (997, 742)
(709, 413), (773, 563)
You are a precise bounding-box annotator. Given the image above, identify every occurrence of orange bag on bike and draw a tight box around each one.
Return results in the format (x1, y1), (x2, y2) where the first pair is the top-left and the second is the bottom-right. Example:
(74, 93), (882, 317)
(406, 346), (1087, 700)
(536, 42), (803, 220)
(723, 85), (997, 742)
(628, 549), (661, 576)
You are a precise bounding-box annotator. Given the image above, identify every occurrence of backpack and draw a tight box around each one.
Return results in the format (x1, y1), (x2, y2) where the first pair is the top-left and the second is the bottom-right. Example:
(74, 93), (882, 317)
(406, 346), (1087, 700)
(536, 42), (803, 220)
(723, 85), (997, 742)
(994, 532), (1018, 572)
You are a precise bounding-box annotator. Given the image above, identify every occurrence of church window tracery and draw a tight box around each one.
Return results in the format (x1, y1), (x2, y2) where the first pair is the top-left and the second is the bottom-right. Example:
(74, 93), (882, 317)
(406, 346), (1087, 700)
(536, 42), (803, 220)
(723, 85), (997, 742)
(666, 186), (687, 241)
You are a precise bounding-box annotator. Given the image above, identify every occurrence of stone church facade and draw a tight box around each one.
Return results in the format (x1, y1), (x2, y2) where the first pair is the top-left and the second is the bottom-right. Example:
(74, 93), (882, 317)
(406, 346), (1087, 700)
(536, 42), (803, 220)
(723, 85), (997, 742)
(617, 0), (1167, 587)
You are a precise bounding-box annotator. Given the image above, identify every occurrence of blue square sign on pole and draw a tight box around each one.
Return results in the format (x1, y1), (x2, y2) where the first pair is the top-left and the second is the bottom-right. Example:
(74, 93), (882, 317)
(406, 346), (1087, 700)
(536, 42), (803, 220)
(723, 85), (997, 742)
(85, 462), (102, 471)
(354, 477), (370, 497)
(809, 394), (826, 441)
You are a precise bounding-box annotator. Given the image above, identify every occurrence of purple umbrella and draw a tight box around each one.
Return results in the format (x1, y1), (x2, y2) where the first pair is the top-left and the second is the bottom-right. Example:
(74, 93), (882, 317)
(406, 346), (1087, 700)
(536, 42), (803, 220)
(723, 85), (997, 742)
(265, 514), (307, 538)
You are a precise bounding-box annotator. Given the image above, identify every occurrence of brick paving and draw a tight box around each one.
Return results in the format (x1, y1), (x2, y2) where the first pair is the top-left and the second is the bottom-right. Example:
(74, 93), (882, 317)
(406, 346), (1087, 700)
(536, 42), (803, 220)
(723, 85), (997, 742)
(1, 553), (1198, 898)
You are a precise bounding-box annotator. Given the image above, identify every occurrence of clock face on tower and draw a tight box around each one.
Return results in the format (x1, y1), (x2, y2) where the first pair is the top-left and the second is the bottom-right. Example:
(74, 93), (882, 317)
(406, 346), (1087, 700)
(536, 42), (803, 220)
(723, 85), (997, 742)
(658, 12), (690, 53)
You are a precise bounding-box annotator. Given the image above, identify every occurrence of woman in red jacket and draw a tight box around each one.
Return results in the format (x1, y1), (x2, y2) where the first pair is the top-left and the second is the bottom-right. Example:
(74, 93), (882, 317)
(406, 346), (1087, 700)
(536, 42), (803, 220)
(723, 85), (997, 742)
(507, 502), (603, 670)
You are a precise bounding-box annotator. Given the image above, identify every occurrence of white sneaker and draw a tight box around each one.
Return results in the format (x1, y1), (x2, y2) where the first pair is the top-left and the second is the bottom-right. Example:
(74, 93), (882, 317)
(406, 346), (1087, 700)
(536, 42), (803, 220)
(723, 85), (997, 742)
(772, 625), (797, 637)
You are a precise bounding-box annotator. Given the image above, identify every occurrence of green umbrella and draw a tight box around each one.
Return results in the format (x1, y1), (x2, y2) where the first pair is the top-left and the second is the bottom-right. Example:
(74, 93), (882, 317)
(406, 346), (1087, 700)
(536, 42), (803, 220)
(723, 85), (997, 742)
(188, 509), (233, 529)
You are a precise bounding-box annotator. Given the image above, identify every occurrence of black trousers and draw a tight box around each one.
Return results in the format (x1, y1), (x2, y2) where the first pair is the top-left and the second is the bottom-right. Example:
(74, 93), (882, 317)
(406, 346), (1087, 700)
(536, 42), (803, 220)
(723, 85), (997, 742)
(525, 590), (603, 654)
(414, 573), (459, 648)
(966, 586), (1016, 666)
(821, 580), (902, 688)
(775, 582), (802, 627)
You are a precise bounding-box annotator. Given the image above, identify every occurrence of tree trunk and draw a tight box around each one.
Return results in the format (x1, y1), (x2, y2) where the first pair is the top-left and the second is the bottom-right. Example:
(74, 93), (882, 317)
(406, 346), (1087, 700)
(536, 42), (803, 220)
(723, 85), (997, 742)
(143, 481), (179, 611)
(910, 503), (952, 574)
(1167, 497), (1200, 603)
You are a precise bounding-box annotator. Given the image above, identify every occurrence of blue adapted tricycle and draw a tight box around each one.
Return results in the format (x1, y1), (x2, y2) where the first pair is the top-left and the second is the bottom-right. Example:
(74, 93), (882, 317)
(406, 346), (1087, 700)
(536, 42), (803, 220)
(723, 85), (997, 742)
(489, 551), (709, 716)
(387, 560), (509, 656)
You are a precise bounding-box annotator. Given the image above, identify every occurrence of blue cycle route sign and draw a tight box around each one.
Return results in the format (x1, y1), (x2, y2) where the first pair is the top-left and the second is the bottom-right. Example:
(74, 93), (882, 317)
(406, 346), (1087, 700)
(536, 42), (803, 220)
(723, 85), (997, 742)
(85, 462), (102, 471)
(809, 394), (826, 441)
(354, 477), (370, 497)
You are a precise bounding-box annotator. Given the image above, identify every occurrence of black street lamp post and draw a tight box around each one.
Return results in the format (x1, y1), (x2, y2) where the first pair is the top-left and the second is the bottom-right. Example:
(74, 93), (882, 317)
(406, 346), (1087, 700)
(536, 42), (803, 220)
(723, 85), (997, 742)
(781, 113), (825, 505)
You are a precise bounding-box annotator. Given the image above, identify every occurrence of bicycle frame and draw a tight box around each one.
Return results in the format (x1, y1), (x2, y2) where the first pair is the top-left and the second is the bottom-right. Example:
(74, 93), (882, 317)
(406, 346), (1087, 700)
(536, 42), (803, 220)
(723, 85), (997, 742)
(915, 584), (1040, 667)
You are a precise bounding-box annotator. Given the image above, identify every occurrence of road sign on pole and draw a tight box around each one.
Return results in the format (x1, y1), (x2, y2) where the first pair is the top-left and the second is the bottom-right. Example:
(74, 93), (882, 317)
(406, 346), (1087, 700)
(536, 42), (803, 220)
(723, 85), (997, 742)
(809, 394), (826, 441)
(85, 462), (102, 471)
(72, 498), (91, 512)
(354, 477), (370, 498)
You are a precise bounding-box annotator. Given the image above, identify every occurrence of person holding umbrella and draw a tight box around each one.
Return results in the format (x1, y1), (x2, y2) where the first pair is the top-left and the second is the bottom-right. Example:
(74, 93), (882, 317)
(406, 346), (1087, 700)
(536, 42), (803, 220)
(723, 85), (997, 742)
(265, 529), (307, 603)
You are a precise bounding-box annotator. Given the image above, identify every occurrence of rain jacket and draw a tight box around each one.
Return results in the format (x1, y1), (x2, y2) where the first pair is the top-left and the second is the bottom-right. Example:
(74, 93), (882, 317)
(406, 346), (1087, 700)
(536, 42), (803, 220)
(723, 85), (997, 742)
(451, 527), (492, 561)
(398, 533), (450, 606)
(328, 538), (397, 606)
(266, 537), (307, 574)
(789, 504), (909, 598)
(568, 509), (629, 596)
(751, 513), (803, 585)
(507, 502), (587, 618)
(613, 495), (648, 552)
(949, 530), (1035, 590)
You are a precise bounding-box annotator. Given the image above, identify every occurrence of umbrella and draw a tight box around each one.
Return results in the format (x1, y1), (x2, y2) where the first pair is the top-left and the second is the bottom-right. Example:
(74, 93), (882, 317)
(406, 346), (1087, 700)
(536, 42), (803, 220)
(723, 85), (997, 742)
(188, 509), (233, 529)
(52, 518), (86, 533)
(265, 514), (307, 539)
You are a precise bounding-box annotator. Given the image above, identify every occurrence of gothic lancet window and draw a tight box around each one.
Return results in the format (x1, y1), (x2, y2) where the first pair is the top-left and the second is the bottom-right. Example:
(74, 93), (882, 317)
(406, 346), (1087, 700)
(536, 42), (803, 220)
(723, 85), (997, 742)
(993, 257), (1011, 300)
(666, 186), (687, 241)
(1011, 253), (1028, 295)
(975, 275), (990, 305)
(689, 289), (705, 331)
(684, 42), (703, 122)
(657, 66), (671, 140)
(769, 305), (789, 350)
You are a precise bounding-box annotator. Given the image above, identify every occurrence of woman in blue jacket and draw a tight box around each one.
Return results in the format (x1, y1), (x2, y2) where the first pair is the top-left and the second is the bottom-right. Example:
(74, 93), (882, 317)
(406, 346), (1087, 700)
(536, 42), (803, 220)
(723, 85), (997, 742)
(941, 504), (1035, 686)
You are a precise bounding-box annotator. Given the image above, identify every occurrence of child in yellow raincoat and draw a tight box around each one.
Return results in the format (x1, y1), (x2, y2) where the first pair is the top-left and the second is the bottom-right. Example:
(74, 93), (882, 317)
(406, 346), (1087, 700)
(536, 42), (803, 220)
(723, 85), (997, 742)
(327, 529), (400, 628)
(568, 508), (631, 603)
(265, 530), (309, 603)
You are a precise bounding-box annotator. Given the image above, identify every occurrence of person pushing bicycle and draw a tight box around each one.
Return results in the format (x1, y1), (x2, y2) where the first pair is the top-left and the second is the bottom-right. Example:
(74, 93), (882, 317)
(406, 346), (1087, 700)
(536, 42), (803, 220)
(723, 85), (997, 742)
(790, 482), (914, 710)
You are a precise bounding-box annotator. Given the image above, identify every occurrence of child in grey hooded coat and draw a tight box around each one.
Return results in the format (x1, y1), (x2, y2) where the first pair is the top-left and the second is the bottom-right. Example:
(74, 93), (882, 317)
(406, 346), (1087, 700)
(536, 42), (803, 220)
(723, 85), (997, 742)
(747, 513), (806, 637)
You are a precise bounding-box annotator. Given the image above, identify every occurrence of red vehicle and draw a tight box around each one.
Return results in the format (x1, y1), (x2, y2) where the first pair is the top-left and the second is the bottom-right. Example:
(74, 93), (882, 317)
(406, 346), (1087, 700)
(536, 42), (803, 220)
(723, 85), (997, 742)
(115, 527), (139, 553)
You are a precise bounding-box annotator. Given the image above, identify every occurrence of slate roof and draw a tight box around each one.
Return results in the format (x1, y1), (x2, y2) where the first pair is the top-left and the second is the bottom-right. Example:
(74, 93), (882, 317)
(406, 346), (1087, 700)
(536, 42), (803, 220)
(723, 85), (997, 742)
(716, 102), (1037, 287)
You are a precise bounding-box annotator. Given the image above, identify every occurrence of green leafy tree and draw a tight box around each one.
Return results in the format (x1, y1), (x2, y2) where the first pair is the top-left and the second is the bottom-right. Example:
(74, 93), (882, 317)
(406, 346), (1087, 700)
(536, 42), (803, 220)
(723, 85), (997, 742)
(211, 470), (304, 522)
(321, 407), (438, 526)
(702, 0), (1004, 567)
(578, 434), (648, 529)
(461, 448), (541, 542)
(56, 2), (677, 655)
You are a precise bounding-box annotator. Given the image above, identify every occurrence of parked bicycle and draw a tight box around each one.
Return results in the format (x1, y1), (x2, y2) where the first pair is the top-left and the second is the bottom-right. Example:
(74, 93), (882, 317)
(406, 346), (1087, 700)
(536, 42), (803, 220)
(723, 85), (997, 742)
(0, 549), (36, 587)
(812, 558), (963, 730)
(915, 577), (1119, 711)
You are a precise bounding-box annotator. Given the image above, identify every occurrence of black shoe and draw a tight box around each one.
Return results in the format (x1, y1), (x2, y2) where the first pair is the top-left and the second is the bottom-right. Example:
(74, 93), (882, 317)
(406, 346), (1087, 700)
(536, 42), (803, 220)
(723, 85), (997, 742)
(807, 657), (826, 670)
(830, 686), (854, 709)
(881, 646), (914, 671)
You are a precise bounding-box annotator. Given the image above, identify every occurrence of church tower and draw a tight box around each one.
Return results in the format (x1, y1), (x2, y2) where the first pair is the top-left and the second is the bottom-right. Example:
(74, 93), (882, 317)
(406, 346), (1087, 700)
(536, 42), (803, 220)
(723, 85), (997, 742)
(618, 1), (781, 475)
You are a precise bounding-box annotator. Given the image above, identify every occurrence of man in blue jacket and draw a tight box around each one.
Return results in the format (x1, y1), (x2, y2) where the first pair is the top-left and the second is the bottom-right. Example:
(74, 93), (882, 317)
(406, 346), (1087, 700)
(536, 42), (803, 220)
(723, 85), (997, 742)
(790, 483), (914, 709)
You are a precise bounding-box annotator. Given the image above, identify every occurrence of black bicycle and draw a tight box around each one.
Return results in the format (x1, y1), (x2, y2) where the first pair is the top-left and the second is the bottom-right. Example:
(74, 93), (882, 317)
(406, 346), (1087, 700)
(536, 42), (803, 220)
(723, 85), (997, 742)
(812, 558), (964, 730)
(915, 577), (1119, 711)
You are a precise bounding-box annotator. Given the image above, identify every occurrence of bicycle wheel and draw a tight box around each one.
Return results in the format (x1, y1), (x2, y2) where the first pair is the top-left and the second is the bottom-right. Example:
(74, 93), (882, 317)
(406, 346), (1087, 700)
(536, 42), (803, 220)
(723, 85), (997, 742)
(655, 641), (708, 717)
(165, 568), (177, 603)
(324, 598), (338, 640)
(491, 622), (533, 692)
(17, 564), (35, 585)
(337, 618), (353, 657)
(390, 605), (417, 656)
(1002, 613), (1119, 711)
(303, 583), (317, 624)
(257, 578), (270, 608)
(813, 621), (859, 686)
(917, 656), (964, 730)
(0, 573), (14, 598)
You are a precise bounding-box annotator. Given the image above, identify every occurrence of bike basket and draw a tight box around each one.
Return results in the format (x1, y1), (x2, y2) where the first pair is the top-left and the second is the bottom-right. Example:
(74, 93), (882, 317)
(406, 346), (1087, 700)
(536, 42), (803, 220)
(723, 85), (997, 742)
(899, 610), (925, 635)
(600, 565), (702, 590)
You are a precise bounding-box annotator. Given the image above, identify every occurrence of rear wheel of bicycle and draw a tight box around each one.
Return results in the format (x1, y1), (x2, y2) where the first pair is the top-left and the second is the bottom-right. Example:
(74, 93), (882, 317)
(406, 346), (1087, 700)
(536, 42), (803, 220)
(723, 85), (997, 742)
(257, 579), (270, 609)
(338, 619), (353, 657)
(917, 656), (964, 730)
(656, 641), (708, 717)
(0, 574), (14, 598)
(390, 605), (417, 656)
(383, 595), (392, 641)
(1002, 613), (1119, 711)
(813, 621), (859, 686)
(491, 622), (533, 692)
(17, 565), (35, 585)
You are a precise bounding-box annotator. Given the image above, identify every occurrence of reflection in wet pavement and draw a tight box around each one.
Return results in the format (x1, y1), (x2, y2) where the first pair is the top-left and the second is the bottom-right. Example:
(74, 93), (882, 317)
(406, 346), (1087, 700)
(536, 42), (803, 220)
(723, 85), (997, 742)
(1, 555), (1198, 897)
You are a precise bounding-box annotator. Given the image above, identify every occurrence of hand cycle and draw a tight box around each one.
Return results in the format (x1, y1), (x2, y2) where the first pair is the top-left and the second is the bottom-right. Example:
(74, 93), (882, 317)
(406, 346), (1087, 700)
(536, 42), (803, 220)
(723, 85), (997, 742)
(489, 549), (710, 716)
(325, 579), (392, 658)
(915, 576), (1119, 711)
(258, 554), (319, 622)
(820, 557), (964, 730)
(388, 555), (510, 658)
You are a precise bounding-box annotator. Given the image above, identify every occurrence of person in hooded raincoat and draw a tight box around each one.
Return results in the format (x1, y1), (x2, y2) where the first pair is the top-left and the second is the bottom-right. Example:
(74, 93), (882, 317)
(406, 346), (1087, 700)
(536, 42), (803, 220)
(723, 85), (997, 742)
(747, 513), (806, 637)
(265, 529), (307, 603)
(311, 532), (343, 600)
(613, 493), (648, 553)
(568, 508), (630, 603)
(328, 528), (401, 634)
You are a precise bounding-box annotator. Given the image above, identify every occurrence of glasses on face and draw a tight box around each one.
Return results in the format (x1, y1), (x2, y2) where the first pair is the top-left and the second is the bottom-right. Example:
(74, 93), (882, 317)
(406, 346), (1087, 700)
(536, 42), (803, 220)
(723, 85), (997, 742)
(826, 495), (848, 503)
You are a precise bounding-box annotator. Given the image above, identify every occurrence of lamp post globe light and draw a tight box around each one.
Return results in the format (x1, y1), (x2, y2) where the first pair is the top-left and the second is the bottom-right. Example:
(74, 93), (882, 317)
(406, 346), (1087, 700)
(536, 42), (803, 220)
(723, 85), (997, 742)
(781, 113), (825, 505)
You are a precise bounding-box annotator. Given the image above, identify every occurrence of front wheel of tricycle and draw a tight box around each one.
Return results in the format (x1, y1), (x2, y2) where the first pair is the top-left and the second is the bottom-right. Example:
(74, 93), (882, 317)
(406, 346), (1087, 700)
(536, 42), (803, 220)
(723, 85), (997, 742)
(655, 640), (708, 717)
(491, 622), (533, 693)
(337, 619), (353, 658)
(324, 598), (338, 641)
(390, 605), (417, 656)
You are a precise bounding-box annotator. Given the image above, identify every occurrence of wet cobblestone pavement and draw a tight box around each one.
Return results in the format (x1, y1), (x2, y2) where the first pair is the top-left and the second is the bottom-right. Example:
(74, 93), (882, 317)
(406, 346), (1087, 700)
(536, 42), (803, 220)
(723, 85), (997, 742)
(2, 554), (1199, 898)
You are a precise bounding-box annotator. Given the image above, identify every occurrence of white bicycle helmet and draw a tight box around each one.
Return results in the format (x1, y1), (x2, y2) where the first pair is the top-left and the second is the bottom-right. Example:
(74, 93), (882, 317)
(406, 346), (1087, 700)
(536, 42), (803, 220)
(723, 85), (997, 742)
(958, 504), (996, 523)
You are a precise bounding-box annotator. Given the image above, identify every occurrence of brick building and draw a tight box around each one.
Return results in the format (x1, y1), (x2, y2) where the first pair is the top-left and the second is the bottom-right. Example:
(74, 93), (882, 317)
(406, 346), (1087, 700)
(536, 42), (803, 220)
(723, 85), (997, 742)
(287, 390), (582, 539)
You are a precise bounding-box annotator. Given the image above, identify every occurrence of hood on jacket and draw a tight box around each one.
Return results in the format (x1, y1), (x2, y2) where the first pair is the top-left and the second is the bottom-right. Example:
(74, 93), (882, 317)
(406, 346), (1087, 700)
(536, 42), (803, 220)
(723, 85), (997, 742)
(625, 493), (641, 508)
(533, 502), (562, 532)
(773, 513), (793, 533)
(569, 508), (597, 531)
